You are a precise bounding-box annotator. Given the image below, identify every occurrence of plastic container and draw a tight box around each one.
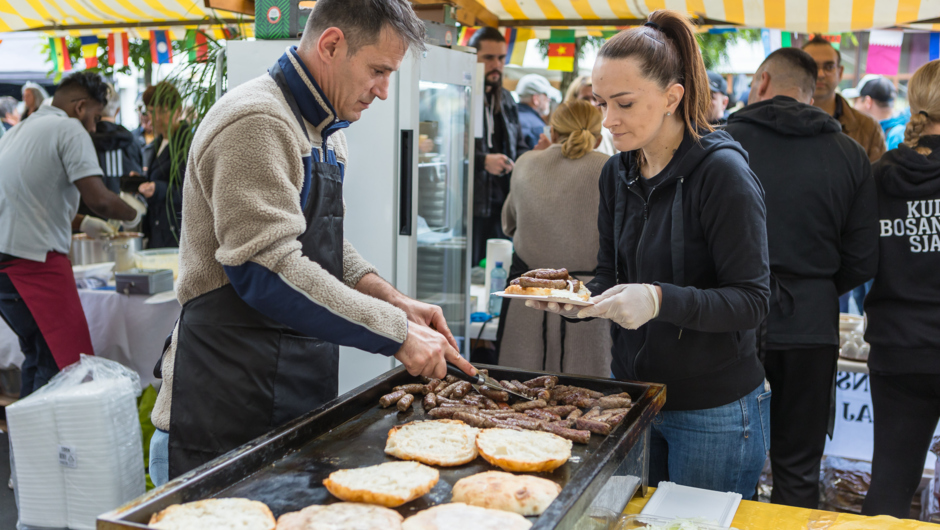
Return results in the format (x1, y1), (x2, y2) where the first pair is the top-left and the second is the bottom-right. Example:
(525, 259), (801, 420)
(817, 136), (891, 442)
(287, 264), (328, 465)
(136, 248), (180, 279)
(488, 261), (507, 316)
(617, 515), (740, 530)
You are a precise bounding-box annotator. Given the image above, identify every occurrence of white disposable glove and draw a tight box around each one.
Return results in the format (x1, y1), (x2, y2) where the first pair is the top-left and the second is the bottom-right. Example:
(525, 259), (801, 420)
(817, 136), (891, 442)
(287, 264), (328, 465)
(79, 216), (117, 239)
(576, 284), (660, 330)
(524, 299), (582, 319)
(118, 192), (147, 230)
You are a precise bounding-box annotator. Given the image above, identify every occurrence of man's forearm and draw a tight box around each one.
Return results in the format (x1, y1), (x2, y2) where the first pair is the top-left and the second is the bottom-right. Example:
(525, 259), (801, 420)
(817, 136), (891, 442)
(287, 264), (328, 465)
(355, 272), (407, 307)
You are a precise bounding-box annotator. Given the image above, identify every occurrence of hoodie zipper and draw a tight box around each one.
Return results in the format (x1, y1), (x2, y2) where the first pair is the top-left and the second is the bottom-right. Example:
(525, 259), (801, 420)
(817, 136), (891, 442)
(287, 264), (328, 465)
(627, 183), (653, 379)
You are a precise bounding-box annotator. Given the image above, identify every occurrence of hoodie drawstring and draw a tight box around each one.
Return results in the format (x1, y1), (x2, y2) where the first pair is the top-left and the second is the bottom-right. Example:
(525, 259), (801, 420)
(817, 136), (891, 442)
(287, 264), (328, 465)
(671, 177), (685, 287)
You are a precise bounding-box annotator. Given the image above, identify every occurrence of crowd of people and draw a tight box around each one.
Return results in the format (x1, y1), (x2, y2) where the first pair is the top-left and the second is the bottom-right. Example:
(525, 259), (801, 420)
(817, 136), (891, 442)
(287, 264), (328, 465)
(468, 11), (940, 519)
(0, 0), (938, 518)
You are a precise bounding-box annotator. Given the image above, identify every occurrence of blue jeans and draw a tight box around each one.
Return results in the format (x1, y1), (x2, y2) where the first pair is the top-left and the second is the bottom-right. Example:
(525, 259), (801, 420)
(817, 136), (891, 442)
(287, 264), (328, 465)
(150, 428), (169, 487)
(650, 382), (770, 498)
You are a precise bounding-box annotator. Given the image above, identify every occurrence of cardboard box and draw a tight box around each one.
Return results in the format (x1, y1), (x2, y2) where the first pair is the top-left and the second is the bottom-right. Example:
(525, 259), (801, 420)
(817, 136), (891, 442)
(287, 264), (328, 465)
(255, 0), (312, 40)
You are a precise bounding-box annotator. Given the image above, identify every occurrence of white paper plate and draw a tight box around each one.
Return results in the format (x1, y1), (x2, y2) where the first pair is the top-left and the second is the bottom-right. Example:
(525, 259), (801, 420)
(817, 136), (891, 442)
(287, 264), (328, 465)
(494, 291), (593, 306)
(639, 482), (742, 527)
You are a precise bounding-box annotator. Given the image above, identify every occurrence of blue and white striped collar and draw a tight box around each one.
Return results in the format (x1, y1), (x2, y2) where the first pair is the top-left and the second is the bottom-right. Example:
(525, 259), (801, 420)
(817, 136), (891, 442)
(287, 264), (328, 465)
(276, 46), (350, 138)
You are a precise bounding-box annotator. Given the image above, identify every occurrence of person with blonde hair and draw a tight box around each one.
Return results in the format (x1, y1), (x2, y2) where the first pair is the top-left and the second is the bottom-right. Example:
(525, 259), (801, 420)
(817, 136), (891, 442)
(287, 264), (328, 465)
(862, 59), (940, 518)
(496, 99), (611, 376)
(564, 75), (617, 156)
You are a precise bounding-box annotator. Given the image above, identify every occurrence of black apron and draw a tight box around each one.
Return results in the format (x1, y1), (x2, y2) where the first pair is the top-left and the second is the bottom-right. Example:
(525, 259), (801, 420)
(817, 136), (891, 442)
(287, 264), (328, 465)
(167, 62), (345, 478)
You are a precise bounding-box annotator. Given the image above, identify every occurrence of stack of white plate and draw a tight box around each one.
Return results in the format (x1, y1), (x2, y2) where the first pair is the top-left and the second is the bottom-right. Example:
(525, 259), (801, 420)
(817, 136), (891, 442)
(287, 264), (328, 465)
(6, 392), (68, 528)
(55, 379), (145, 530)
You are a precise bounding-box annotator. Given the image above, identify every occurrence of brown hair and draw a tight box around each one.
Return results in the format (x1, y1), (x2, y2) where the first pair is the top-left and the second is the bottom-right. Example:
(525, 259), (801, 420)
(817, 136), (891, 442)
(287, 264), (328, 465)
(904, 59), (940, 156)
(142, 81), (181, 110)
(597, 10), (713, 141)
(802, 35), (841, 66)
(551, 100), (603, 159)
(564, 75), (592, 103)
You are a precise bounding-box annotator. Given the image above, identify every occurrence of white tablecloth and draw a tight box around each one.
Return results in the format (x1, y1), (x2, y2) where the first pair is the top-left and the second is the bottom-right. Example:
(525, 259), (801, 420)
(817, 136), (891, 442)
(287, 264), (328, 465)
(0, 288), (180, 388)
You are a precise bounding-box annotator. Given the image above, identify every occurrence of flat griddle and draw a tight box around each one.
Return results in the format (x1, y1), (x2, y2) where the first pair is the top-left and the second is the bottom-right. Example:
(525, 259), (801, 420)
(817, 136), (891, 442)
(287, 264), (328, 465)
(98, 364), (665, 530)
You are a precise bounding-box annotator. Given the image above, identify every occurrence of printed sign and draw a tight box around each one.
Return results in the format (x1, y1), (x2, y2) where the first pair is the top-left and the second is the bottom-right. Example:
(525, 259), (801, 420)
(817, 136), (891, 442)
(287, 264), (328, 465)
(58, 445), (77, 468)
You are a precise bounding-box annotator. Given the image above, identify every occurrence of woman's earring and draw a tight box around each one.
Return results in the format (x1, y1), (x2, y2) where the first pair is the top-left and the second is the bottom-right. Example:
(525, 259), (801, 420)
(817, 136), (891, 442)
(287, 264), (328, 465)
(666, 111), (672, 116)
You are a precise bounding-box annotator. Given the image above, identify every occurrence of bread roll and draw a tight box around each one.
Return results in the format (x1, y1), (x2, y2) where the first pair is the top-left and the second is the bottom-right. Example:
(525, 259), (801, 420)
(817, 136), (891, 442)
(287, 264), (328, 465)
(476, 428), (572, 473)
(385, 419), (481, 467)
(149, 498), (276, 530)
(451, 471), (561, 515)
(401, 503), (532, 530)
(275, 502), (402, 530)
(323, 461), (439, 507)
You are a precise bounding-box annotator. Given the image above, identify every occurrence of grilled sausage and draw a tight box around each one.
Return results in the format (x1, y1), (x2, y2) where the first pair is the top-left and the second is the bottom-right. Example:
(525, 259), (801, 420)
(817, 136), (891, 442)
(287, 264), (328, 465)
(479, 386), (509, 402)
(605, 412), (628, 426)
(525, 409), (561, 422)
(379, 390), (406, 408)
(567, 279), (581, 292)
(497, 401), (512, 410)
(511, 399), (548, 411)
(518, 277), (569, 290)
(439, 381), (461, 399)
(536, 389), (552, 401)
(493, 417), (545, 431)
(444, 375), (460, 384)
(422, 393), (438, 410)
(523, 375), (559, 389)
(452, 411), (496, 429)
(572, 398), (598, 409)
(543, 422), (591, 444)
(425, 379), (444, 394)
(582, 406), (603, 420)
(598, 396), (632, 409)
(543, 405), (577, 416)
(393, 384), (426, 394)
(428, 406), (480, 419)
(561, 392), (589, 405)
(576, 417), (611, 435)
(397, 393), (414, 412)
(567, 408), (584, 420)
(479, 396), (501, 410)
(522, 268), (569, 280)
(452, 381), (473, 399)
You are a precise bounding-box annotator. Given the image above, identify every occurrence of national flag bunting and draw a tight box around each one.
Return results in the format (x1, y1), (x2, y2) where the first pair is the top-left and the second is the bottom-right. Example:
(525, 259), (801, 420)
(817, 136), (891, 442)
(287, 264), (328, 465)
(458, 27), (477, 47)
(150, 30), (173, 64)
(49, 37), (72, 72)
(186, 30), (209, 62)
(815, 33), (841, 50)
(547, 30), (575, 72)
(503, 27), (532, 66)
(930, 33), (940, 61)
(80, 36), (99, 68)
(108, 32), (129, 66)
(780, 32), (792, 47)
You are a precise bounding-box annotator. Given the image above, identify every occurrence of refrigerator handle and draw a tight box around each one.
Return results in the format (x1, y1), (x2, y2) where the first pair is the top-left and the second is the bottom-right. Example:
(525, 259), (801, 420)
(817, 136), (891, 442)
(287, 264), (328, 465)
(399, 129), (414, 236)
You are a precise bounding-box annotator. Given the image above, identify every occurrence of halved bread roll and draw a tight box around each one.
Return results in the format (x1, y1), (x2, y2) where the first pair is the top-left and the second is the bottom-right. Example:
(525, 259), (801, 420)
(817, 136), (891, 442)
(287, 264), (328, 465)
(323, 461), (439, 507)
(451, 471), (561, 516)
(148, 498), (275, 530)
(401, 503), (532, 530)
(476, 428), (572, 473)
(275, 502), (403, 530)
(385, 420), (481, 466)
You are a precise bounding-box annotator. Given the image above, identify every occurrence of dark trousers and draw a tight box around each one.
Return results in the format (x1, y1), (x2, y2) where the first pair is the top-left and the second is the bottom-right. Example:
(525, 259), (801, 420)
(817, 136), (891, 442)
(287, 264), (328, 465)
(763, 345), (838, 508)
(472, 214), (508, 267)
(0, 272), (59, 397)
(862, 373), (940, 518)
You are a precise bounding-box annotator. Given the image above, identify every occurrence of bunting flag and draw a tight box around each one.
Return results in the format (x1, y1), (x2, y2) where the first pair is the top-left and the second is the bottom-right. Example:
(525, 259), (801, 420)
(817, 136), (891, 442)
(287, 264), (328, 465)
(866, 30), (904, 75)
(108, 32), (129, 66)
(602, 30), (619, 39)
(48, 37), (72, 72)
(458, 26), (477, 47)
(186, 30), (208, 62)
(547, 29), (575, 72)
(816, 33), (842, 50)
(80, 36), (99, 68)
(930, 33), (940, 61)
(503, 28), (531, 66)
(150, 30), (173, 64)
(761, 29), (783, 57)
(780, 32), (792, 47)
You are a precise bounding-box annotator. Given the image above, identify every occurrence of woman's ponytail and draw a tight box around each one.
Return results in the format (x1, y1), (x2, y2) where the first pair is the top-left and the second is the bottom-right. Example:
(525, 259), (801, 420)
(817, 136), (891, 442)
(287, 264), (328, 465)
(551, 100), (603, 160)
(905, 59), (940, 156)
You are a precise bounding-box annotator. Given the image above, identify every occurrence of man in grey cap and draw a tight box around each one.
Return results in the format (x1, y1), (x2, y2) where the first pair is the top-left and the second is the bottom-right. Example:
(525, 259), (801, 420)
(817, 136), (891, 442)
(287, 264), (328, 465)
(515, 73), (560, 149)
(707, 71), (730, 126)
(845, 74), (909, 151)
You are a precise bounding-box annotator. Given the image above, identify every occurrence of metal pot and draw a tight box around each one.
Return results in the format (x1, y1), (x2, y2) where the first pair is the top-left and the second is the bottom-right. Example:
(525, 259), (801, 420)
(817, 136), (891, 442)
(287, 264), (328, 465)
(69, 232), (144, 269)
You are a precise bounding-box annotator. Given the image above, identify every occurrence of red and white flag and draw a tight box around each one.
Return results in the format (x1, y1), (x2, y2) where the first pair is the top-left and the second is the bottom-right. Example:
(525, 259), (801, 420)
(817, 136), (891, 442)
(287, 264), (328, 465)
(108, 32), (129, 66)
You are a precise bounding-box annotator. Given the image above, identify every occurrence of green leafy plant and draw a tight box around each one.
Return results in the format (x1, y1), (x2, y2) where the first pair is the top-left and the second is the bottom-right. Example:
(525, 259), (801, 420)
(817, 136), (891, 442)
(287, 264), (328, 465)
(696, 29), (762, 70)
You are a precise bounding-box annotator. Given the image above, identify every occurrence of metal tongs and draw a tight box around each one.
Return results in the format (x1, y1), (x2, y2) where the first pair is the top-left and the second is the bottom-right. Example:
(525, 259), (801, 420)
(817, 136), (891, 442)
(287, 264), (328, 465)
(445, 362), (534, 401)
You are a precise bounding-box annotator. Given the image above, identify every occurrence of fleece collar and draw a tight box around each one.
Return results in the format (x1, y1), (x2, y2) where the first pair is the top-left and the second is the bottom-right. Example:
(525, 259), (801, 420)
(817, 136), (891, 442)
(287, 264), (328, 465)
(276, 46), (349, 138)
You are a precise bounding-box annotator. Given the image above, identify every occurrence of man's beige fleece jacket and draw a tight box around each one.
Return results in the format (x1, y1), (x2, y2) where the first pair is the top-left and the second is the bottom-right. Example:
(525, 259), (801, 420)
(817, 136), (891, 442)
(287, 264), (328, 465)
(151, 56), (407, 431)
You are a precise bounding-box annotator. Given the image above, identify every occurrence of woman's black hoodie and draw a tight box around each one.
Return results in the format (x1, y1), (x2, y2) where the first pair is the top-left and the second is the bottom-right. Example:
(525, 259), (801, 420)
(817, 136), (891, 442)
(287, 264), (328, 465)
(865, 136), (940, 374)
(587, 130), (770, 411)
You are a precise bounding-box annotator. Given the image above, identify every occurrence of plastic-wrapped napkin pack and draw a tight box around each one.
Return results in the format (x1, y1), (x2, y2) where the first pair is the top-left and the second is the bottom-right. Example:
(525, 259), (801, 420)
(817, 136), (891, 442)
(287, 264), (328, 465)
(7, 355), (145, 530)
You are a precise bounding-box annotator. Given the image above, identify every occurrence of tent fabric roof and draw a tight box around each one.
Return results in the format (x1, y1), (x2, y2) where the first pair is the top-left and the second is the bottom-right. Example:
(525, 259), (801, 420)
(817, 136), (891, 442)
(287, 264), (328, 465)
(480, 0), (940, 33)
(0, 0), (252, 36)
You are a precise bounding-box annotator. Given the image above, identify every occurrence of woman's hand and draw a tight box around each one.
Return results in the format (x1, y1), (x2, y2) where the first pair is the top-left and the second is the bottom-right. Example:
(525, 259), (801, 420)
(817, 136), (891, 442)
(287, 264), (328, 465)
(577, 284), (661, 329)
(138, 182), (156, 198)
(533, 133), (552, 151)
(524, 300), (582, 318)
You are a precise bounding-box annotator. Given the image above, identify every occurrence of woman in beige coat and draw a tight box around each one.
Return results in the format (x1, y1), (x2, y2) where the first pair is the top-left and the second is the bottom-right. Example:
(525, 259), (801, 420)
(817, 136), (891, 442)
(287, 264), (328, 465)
(496, 100), (612, 377)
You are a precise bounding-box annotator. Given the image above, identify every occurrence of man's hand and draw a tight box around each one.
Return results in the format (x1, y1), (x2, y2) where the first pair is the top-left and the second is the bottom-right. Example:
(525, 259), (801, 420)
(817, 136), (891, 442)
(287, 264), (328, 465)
(576, 284), (661, 329)
(398, 298), (459, 352)
(138, 182), (156, 198)
(484, 153), (513, 176)
(79, 216), (116, 239)
(524, 299), (582, 318)
(395, 322), (475, 379)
